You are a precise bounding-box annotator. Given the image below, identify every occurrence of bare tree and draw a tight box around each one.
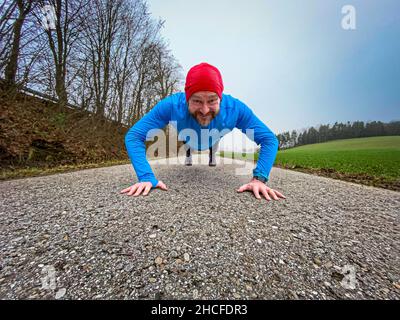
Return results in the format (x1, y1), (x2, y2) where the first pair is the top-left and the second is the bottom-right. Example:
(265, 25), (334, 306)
(2, 0), (34, 87)
(152, 41), (182, 99)
(33, 0), (89, 112)
(0, 0), (18, 74)
(80, 0), (126, 117)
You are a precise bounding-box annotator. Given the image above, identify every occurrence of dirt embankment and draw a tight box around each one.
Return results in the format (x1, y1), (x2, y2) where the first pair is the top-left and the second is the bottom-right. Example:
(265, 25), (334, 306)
(0, 87), (131, 179)
(0, 86), (185, 180)
(274, 164), (400, 192)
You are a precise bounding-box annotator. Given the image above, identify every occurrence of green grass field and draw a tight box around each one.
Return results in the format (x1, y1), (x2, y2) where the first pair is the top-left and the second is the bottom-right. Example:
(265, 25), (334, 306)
(219, 136), (400, 190)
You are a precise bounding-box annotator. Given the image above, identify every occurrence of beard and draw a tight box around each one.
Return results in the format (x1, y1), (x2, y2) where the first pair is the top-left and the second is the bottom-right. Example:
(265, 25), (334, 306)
(189, 108), (220, 126)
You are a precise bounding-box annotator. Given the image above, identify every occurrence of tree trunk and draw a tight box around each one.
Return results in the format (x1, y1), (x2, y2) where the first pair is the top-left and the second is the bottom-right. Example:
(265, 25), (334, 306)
(4, 0), (30, 88)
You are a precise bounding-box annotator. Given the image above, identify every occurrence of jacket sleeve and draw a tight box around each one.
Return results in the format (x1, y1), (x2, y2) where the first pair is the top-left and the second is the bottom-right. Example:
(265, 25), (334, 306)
(234, 98), (279, 182)
(124, 95), (173, 188)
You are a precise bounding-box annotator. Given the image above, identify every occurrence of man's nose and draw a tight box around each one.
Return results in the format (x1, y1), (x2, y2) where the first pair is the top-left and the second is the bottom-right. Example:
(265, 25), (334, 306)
(199, 103), (210, 115)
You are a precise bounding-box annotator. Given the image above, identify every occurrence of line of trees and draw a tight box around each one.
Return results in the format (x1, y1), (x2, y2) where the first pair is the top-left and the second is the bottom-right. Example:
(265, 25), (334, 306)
(0, 0), (183, 125)
(277, 120), (400, 149)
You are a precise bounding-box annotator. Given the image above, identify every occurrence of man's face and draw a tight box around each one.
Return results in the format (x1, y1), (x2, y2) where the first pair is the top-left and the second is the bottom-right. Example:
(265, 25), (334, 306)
(188, 91), (221, 126)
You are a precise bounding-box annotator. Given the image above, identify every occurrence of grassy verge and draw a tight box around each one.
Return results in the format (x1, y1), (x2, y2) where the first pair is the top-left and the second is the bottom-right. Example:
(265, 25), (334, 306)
(218, 136), (400, 192)
(0, 155), (171, 181)
(0, 159), (131, 181)
(218, 151), (259, 161)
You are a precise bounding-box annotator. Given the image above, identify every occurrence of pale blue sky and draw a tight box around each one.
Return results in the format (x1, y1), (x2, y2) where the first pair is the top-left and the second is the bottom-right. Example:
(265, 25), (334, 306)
(147, 0), (400, 150)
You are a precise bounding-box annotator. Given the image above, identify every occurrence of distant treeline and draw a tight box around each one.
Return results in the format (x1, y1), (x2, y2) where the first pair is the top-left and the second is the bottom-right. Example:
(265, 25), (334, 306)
(277, 120), (400, 149)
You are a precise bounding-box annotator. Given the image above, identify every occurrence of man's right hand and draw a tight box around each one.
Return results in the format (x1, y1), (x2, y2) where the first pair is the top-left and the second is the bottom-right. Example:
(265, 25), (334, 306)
(120, 181), (168, 196)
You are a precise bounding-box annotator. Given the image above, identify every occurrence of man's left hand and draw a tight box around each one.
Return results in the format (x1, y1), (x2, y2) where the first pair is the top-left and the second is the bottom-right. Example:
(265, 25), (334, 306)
(237, 178), (286, 201)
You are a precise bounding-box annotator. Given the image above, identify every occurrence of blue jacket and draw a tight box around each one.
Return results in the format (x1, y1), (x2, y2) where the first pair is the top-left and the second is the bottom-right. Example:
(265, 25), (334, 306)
(125, 92), (279, 188)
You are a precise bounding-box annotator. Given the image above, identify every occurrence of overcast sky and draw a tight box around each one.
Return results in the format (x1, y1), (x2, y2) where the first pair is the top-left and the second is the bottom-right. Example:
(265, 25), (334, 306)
(147, 0), (400, 151)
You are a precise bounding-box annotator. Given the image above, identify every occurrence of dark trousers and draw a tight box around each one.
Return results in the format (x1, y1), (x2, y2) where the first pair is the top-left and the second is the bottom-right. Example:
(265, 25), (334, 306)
(185, 142), (218, 160)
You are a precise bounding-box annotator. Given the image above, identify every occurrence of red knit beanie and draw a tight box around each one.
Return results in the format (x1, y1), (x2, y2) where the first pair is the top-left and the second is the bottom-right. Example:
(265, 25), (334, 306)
(184, 62), (224, 102)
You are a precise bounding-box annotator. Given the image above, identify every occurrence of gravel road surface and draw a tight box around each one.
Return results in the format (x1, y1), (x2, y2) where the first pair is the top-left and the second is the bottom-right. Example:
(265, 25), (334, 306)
(0, 155), (399, 300)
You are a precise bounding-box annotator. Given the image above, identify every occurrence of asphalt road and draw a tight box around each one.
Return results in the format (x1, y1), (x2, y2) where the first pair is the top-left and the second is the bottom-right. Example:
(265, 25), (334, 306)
(0, 155), (399, 300)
